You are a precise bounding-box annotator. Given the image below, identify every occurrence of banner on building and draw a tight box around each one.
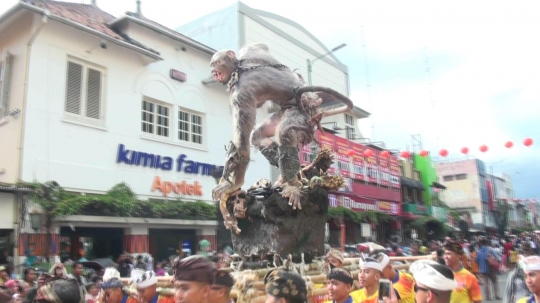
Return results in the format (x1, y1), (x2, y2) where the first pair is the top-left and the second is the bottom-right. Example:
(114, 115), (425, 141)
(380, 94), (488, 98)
(365, 147), (378, 183)
(378, 152), (390, 187)
(317, 130), (336, 174)
(351, 142), (366, 181)
(299, 142), (315, 166)
(340, 193), (377, 212)
(377, 201), (401, 216)
(389, 155), (401, 188)
(335, 136), (351, 178)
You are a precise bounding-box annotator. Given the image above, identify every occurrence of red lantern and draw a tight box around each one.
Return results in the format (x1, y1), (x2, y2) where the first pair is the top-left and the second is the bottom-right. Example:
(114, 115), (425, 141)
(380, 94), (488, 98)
(524, 137), (534, 147)
(346, 149), (356, 157)
(400, 151), (411, 158)
(380, 150), (390, 158)
(363, 149), (373, 157)
(505, 141), (513, 148)
(439, 149), (449, 157)
(419, 150), (429, 157)
(461, 147), (469, 154)
(479, 145), (488, 153)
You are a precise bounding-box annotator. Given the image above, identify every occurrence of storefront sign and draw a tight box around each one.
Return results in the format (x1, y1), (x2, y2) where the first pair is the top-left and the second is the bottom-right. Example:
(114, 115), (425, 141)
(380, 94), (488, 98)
(116, 144), (222, 176)
(377, 201), (401, 215)
(351, 142), (366, 181)
(341, 194), (377, 212)
(335, 136), (351, 178)
(389, 156), (400, 188)
(151, 176), (203, 197)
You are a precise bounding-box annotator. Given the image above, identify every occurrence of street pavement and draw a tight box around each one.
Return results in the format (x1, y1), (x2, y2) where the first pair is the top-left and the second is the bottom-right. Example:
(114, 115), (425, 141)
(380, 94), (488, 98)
(484, 271), (509, 303)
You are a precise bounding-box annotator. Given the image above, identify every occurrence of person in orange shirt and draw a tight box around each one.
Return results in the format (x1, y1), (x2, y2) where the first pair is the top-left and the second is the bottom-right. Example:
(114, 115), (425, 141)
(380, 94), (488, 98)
(444, 241), (482, 303)
(350, 256), (398, 303)
(377, 251), (416, 303)
(409, 260), (458, 303)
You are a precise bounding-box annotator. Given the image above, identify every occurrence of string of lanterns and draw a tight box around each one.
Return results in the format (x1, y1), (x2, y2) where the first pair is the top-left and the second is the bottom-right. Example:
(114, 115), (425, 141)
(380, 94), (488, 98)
(401, 137), (534, 158)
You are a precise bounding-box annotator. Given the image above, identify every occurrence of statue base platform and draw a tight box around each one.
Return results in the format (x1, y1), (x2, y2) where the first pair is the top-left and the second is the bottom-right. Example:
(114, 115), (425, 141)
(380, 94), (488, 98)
(230, 186), (329, 260)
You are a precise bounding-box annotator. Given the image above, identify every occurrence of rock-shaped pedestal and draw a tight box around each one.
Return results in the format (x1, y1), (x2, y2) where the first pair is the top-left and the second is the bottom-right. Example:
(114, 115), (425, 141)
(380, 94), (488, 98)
(230, 186), (328, 259)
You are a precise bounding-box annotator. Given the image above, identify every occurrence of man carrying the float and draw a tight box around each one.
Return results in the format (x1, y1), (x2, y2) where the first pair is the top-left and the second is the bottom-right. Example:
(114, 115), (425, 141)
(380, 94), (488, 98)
(173, 256), (215, 303)
(325, 249), (345, 272)
(409, 260), (458, 303)
(129, 269), (174, 303)
(324, 268), (355, 303)
(350, 255), (398, 303)
(517, 256), (540, 303)
(263, 269), (308, 303)
(373, 251), (415, 303)
(209, 269), (234, 303)
(443, 241), (482, 303)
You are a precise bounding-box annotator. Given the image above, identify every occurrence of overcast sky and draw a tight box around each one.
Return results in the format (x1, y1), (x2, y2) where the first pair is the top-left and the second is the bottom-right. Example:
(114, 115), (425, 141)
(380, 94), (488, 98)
(1, 0), (539, 197)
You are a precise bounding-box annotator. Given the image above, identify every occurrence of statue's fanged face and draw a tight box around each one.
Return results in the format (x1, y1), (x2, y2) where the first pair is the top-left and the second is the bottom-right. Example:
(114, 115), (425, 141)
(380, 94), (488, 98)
(210, 50), (237, 84)
(230, 190), (248, 219)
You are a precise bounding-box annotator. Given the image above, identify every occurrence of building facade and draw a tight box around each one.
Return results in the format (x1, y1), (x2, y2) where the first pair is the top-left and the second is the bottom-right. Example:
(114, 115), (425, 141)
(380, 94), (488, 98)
(0, 0), (276, 263)
(437, 159), (490, 231)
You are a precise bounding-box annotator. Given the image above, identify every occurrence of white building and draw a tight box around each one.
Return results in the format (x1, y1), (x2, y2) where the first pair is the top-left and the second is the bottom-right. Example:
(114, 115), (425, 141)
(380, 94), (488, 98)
(0, 0), (273, 262)
(176, 1), (370, 180)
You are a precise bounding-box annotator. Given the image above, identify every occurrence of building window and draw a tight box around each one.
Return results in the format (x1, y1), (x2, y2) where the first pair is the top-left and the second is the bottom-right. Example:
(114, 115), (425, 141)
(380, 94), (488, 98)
(338, 160), (350, 172)
(399, 165), (404, 176)
(443, 175), (454, 182)
(345, 113), (355, 126)
(413, 170), (421, 180)
(455, 173), (467, 180)
(480, 176), (486, 189)
(141, 100), (169, 137)
(345, 114), (356, 139)
(65, 59), (105, 121)
(353, 165), (364, 175)
(0, 51), (13, 117)
(178, 109), (203, 144)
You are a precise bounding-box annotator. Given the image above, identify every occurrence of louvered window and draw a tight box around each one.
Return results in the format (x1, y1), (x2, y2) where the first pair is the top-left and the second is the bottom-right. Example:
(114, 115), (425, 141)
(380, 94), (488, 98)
(0, 50), (13, 118)
(64, 59), (104, 120)
(178, 109), (203, 144)
(141, 100), (169, 137)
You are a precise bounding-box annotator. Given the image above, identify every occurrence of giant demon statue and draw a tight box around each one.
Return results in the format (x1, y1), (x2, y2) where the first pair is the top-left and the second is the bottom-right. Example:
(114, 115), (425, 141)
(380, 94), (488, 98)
(211, 43), (354, 233)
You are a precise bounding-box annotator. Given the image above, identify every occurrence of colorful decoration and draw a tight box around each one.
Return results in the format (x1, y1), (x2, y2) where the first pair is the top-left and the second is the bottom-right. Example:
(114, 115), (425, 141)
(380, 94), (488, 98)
(363, 149), (373, 157)
(505, 141), (514, 148)
(479, 145), (488, 153)
(419, 150), (429, 157)
(524, 137), (534, 147)
(380, 150), (390, 158)
(439, 149), (449, 157)
(400, 151), (411, 158)
(461, 147), (469, 155)
(346, 149), (356, 157)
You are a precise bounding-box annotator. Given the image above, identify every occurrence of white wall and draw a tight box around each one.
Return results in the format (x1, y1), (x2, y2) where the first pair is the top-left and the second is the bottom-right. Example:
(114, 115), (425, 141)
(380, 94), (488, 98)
(20, 17), (271, 202)
(0, 12), (35, 184)
(243, 15), (347, 96)
(0, 193), (15, 229)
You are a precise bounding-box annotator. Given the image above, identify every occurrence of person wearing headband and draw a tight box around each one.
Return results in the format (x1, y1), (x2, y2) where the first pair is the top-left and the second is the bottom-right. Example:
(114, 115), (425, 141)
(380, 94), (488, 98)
(324, 268), (354, 303)
(350, 256), (398, 303)
(376, 252), (415, 303)
(264, 269), (307, 303)
(443, 241), (482, 303)
(516, 255), (540, 303)
(97, 278), (124, 303)
(409, 260), (457, 303)
(127, 269), (174, 303)
(209, 269), (234, 303)
(173, 255), (214, 303)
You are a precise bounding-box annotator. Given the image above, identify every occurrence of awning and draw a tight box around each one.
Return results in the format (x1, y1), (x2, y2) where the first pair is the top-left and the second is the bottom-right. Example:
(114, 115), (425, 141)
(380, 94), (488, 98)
(432, 182), (447, 190)
(400, 177), (425, 190)
(445, 223), (460, 231)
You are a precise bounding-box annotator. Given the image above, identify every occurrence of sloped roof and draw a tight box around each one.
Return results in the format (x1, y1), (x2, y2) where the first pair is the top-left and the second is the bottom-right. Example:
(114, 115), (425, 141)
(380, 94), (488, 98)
(21, 0), (160, 56)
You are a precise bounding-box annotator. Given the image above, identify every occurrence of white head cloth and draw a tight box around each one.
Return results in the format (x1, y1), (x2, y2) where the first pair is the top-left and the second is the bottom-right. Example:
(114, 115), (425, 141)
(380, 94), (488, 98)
(131, 269), (157, 288)
(359, 254), (389, 272)
(103, 267), (121, 282)
(409, 260), (457, 291)
(521, 256), (540, 271)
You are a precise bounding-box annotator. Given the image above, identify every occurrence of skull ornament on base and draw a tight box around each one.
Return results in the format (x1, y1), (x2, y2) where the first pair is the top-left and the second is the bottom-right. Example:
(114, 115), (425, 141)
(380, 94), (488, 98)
(229, 189), (248, 219)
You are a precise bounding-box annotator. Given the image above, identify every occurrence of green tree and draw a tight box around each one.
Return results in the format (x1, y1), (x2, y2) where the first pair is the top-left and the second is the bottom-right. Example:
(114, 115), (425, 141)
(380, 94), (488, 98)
(493, 200), (510, 236)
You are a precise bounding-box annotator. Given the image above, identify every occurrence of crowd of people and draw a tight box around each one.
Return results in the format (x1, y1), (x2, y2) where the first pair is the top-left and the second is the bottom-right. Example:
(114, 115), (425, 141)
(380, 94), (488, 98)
(0, 234), (539, 303)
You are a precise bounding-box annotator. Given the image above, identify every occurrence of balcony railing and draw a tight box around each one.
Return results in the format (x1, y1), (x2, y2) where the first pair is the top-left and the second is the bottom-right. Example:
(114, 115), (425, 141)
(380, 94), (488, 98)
(402, 204), (428, 215)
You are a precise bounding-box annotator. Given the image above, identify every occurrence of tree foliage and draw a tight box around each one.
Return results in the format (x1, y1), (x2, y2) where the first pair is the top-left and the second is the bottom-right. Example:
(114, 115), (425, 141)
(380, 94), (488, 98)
(327, 206), (389, 224)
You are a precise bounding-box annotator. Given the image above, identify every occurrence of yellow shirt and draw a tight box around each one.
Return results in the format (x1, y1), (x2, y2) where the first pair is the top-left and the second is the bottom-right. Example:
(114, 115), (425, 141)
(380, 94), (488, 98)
(392, 271), (415, 303)
(517, 296), (535, 303)
(351, 288), (379, 303)
(450, 268), (482, 303)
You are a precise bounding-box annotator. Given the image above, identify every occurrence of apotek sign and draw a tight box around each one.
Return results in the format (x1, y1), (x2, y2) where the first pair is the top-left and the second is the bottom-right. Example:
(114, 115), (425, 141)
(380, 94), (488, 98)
(151, 176), (203, 197)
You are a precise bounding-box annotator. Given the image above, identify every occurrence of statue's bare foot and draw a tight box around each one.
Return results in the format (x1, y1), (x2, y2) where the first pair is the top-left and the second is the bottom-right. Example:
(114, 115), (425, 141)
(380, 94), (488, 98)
(281, 183), (302, 210)
(274, 176), (285, 187)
